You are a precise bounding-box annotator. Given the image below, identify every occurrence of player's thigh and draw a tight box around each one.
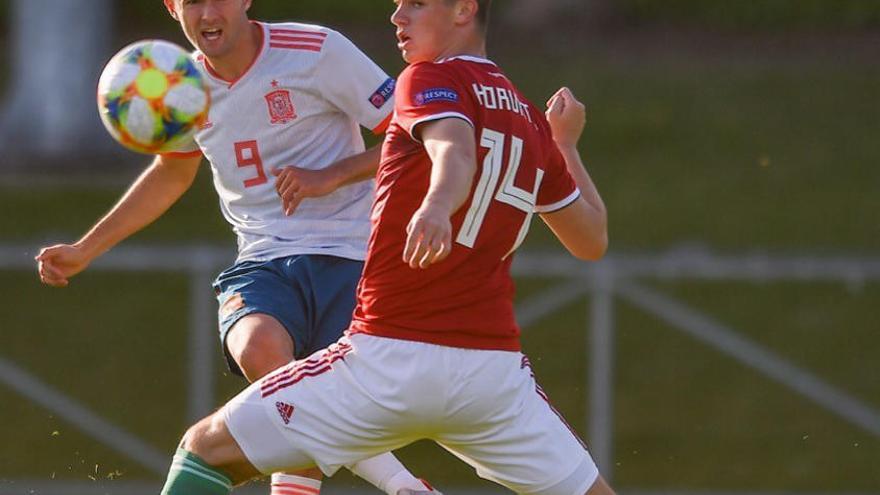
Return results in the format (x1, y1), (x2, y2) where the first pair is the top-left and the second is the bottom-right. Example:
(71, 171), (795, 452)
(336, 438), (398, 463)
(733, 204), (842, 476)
(226, 313), (296, 380)
(224, 337), (413, 477)
(213, 259), (309, 375)
(436, 353), (599, 495)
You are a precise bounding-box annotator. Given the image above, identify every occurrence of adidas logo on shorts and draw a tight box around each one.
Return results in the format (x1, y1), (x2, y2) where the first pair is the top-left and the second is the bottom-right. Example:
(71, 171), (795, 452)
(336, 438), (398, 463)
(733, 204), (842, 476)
(275, 401), (295, 424)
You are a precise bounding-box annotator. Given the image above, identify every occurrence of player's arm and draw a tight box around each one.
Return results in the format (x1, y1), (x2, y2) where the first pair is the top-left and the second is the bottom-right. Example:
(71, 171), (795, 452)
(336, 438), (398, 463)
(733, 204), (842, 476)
(272, 143), (381, 216)
(403, 118), (477, 269)
(539, 88), (608, 261)
(35, 153), (202, 287)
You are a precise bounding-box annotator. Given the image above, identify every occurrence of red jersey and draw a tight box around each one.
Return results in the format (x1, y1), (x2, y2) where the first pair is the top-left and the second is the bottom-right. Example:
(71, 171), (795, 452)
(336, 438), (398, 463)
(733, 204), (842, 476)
(349, 56), (579, 351)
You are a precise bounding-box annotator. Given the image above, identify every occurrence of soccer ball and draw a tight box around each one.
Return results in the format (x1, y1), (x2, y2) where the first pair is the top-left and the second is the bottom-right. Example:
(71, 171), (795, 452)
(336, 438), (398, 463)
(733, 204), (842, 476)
(97, 40), (209, 154)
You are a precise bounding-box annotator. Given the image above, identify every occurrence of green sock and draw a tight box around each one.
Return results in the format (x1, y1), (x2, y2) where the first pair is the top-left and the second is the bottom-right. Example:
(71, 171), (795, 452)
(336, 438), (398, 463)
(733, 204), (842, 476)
(160, 448), (233, 495)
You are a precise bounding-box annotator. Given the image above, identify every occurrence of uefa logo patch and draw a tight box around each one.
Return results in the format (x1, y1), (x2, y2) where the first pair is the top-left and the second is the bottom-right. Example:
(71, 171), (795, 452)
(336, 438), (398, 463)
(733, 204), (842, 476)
(369, 78), (396, 109)
(415, 88), (459, 106)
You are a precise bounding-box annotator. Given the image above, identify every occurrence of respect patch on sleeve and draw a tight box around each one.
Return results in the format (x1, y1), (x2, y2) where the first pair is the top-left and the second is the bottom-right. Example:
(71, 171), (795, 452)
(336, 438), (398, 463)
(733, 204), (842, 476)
(369, 77), (396, 109)
(414, 88), (459, 106)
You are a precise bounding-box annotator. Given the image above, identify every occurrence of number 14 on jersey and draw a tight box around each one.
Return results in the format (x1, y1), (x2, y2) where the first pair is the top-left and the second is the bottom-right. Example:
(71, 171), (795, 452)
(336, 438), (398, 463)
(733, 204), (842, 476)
(456, 128), (544, 259)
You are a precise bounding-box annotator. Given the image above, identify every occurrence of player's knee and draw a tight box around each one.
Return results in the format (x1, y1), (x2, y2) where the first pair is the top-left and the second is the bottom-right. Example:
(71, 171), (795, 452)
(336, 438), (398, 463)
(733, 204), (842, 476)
(235, 335), (293, 380)
(180, 414), (226, 463)
(227, 316), (295, 380)
(180, 413), (257, 484)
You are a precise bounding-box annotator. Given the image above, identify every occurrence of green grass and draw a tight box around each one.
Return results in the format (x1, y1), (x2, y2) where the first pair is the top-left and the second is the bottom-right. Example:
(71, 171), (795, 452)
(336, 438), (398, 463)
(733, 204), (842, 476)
(617, 0), (880, 30)
(653, 280), (880, 404)
(507, 55), (880, 252)
(0, 272), (189, 479)
(613, 281), (880, 490)
(3, 165), (231, 245)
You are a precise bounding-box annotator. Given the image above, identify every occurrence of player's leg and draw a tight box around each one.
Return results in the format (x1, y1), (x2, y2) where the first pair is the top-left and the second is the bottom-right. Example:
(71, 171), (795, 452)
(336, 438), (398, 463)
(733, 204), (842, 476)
(435, 351), (614, 495)
(222, 336), (423, 490)
(225, 313), (326, 488)
(160, 410), (260, 494)
(226, 313), (296, 382)
(216, 257), (431, 494)
(347, 453), (438, 494)
(214, 259), (309, 380)
(163, 325), (333, 495)
(215, 260), (327, 489)
(160, 361), (439, 495)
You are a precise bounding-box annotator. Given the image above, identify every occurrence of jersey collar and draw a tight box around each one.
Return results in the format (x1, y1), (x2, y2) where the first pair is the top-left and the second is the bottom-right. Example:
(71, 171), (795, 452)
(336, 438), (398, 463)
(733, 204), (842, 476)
(437, 54), (497, 66)
(200, 21), (267, 89)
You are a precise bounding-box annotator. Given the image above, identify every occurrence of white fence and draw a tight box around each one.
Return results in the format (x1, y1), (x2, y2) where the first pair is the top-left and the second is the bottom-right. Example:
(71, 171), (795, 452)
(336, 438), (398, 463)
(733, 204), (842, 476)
(1, 243), (879, 494)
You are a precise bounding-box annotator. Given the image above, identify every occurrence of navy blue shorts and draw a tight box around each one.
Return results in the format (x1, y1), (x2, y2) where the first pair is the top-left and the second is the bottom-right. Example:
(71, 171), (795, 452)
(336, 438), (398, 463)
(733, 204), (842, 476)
(212, 254), (364, 377)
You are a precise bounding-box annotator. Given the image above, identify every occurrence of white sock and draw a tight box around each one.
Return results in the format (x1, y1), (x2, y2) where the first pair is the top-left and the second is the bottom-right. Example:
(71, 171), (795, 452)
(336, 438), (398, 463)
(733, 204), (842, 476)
(347, 452), (426, 495)
(386, 470), (430, 494)
(270, 473), (322, 495)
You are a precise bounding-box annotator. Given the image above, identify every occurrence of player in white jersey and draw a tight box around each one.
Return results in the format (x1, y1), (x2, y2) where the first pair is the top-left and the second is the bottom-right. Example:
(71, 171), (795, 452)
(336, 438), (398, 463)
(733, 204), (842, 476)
(35, 1), (435, 494)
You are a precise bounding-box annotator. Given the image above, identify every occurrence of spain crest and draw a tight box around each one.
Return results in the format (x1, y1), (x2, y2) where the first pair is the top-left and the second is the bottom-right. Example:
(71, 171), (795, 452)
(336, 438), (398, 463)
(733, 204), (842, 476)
(265, 87), (296, 125)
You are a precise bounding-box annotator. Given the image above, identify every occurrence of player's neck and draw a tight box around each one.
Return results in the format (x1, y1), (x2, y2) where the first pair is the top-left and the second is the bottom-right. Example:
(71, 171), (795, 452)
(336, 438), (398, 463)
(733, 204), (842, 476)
(434, 34), (486, 63)
(206, 22), (263, 81)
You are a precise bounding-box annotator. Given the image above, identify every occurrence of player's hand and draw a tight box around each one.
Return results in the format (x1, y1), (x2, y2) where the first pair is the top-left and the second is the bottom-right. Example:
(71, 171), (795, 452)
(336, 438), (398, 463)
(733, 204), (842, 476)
(545, 87), (586, 149)
(35, 244), (92, 288)
(271, 166), (340, 216)
(403, 202), (453, 269)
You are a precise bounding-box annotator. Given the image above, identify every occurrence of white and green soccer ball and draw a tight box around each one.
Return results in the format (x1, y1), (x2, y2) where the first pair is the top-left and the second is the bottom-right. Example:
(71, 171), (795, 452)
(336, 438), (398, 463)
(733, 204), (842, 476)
(97, 40), (209, 154)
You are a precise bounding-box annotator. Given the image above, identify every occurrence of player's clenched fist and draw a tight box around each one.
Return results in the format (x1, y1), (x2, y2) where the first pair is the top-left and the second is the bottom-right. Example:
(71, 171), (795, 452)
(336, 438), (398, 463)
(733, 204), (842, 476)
(546, 87), (586, 149)
(403, 203), (452, 269)
(35, 244), (92, 288)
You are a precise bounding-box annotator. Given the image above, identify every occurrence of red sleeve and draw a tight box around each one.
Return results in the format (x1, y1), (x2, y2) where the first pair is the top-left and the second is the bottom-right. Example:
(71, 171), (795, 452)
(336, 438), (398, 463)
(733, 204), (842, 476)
(535, 139), (579, 213)
(395, 62), (475, 141)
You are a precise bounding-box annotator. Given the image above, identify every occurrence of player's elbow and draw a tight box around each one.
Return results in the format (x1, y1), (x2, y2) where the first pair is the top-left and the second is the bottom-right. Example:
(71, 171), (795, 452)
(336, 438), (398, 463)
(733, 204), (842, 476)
(570, 230), (608, 261)
(542, 199), (608, 261)
(566, 205), (608, 261)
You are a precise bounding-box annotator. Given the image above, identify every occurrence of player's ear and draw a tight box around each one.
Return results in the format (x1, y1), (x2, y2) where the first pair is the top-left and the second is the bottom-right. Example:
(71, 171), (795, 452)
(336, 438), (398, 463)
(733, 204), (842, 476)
(454, 0), (478, 27)
(163, 0), (179, 20)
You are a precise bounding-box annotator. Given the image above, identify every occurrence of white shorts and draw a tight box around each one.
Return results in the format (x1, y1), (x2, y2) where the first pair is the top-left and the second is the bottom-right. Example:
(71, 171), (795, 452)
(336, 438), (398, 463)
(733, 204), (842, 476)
(223, 334), (599, 494)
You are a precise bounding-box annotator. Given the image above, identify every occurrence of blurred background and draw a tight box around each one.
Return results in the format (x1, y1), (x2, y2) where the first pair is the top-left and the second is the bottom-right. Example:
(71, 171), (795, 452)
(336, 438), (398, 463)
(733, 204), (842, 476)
(1, 0), (878, 493)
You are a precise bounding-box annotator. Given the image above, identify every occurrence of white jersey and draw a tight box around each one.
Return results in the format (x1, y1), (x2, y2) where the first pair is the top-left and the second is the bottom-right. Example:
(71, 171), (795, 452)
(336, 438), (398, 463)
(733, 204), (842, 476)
(169, 22), (395, 262)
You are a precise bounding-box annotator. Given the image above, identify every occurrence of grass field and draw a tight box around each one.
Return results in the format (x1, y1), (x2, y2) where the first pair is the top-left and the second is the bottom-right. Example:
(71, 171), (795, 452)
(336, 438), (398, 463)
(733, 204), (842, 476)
(1, 25), (878, 493)
(613, 280), (879, 490)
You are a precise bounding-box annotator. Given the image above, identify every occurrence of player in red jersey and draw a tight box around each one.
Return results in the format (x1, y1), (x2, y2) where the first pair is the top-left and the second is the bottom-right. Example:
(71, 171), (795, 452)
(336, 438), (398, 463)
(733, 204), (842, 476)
(157, 1), (612, 494)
